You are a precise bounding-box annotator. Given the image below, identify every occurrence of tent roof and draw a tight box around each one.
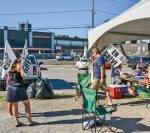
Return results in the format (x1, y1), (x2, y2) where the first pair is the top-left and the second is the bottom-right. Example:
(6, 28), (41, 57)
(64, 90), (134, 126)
(88, 0), (150, 50)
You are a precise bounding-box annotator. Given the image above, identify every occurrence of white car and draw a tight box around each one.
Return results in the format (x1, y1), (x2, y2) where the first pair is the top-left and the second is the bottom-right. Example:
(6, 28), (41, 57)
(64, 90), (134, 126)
(76, 58), (88, 69)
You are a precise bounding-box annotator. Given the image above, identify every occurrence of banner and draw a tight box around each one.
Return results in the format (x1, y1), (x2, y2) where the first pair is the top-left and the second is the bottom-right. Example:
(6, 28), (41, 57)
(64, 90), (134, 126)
(21, 39), (31, 76)
(102, 44), (126, 68)
(1, 40), (17, 79)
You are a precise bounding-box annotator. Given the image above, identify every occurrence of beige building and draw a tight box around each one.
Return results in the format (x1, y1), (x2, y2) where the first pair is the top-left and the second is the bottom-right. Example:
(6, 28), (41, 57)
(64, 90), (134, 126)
(122, 43), (150, 57)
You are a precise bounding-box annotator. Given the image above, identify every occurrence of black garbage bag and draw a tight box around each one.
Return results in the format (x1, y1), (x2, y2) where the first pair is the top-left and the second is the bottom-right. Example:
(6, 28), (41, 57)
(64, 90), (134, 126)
(35, 78), (54, 99)
(26, 83), (37, 98)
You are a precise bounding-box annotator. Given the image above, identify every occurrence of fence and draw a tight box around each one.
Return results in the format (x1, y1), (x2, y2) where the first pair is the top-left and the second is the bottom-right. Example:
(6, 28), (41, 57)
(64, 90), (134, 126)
(30, 53), (57, 59)
(0, 52), (57, 60)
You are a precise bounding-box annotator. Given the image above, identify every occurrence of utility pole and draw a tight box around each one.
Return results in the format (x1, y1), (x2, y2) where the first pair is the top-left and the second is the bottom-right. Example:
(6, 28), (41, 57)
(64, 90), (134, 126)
(92, 0), (95, 28)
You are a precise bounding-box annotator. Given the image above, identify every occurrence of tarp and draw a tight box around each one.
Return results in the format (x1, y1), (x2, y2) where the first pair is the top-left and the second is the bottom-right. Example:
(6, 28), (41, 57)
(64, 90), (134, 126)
(88, 0), (150, 50)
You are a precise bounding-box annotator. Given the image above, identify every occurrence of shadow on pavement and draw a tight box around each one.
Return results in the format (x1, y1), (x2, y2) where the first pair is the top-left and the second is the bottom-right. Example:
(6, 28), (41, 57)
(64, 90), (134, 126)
(118, 99), (150, 107)
(40, 67), (48, 70)
(49, 79), (75, 90)
(38, 118), (82, 125)
(54, 94), (74, 99)
(38, 117), (150, 132)
(111, 117), (150, 133)
(19, 111), (150, 132)
(32, 109), (81, 117)
(20, 109), (82, 118)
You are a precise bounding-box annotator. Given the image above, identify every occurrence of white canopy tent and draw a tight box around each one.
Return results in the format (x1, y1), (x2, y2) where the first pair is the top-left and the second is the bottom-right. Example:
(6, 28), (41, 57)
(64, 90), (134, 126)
(88, 0), (150, 50)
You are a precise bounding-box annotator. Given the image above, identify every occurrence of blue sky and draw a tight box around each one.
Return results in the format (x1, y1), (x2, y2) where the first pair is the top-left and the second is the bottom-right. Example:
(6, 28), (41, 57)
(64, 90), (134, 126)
(0, 0), (139, 37)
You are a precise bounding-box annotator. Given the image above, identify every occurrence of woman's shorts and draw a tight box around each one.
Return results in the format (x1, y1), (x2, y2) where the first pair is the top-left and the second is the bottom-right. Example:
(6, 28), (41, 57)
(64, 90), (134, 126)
(7, 83), (28, 102)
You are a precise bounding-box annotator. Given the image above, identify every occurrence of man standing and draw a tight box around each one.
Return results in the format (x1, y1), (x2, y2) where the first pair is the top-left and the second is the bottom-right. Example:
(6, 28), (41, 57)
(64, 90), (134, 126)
(91, 47), (113, 106)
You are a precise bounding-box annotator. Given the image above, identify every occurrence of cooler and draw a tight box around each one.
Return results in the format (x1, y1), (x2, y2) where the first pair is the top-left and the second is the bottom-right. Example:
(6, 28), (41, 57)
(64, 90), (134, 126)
(108, 85), (122, 99)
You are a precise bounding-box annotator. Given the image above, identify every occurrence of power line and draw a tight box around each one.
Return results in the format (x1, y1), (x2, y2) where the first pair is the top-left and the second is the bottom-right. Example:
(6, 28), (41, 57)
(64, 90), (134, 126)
(96, 10), (119, 15)
(106, 0), (137, 5)
(0, 9), (120, 16)
(0, 10), (91, 16)
(34, 24), (91, 28)
(122, 0), (139, 4)
(34, 26), (92, 30)
(0, 24), (92, 30)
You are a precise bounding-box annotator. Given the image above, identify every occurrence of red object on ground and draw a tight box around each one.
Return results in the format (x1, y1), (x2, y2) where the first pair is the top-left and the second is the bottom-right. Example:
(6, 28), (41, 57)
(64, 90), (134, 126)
(108, 85), (122, 99)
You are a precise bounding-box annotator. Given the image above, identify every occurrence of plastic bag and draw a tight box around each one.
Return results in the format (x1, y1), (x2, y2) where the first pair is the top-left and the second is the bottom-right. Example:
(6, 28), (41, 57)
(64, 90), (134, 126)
(27, 83), (37, 98)
(35, 78), (54, 99)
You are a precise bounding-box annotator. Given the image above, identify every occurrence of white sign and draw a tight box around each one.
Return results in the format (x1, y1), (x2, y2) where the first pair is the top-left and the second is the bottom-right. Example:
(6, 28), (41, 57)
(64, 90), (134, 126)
(102, 44), (126, 68)
(1, 40), (17, 79)
(21, 39), (31, 76)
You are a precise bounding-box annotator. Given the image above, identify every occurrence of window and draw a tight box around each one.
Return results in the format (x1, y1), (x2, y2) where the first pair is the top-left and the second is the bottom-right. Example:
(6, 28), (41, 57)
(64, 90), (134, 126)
(79, 41), (84, 46)
(29, 56), (37, 64)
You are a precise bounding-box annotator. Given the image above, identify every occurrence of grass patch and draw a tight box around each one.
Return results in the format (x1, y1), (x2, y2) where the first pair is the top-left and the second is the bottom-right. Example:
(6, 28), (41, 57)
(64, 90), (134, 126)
(0, 96), (5, 102)
(54, 94), (74, 99)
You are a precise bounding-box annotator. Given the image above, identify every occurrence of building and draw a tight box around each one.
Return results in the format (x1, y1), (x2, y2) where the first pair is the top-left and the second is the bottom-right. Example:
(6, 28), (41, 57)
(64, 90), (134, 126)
(0, 22), (88, 58)
(122, 42), (150, 57)
(54, 34), (87, 56)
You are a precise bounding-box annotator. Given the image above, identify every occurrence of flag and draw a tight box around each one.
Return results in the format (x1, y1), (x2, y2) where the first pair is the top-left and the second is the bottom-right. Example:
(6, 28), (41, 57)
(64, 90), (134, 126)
(83, 45), (88, 58)
(1, 40), (17, 79)
(21, 39), (31, 76)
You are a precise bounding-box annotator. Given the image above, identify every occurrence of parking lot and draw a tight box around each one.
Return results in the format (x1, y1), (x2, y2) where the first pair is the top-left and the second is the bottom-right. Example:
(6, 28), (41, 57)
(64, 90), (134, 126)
(0, 63), (150, 133)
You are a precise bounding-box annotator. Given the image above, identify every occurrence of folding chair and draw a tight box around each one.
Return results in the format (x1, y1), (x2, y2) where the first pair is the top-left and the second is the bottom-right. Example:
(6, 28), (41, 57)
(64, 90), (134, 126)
(75, 70), (90, 101)
(82, 87), (117, 133)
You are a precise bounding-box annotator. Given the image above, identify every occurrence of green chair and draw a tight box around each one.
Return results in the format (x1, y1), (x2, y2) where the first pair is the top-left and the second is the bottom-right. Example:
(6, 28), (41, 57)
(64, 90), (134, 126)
(76, 71), (117, 132)
(82, 87), (117, 133)
(75, 71), (91, 100)
(80, 74), (117, 133)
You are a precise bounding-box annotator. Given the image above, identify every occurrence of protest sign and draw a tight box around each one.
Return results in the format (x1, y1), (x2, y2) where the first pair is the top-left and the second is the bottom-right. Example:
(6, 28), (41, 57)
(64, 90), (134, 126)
(102, 44), (126, 67)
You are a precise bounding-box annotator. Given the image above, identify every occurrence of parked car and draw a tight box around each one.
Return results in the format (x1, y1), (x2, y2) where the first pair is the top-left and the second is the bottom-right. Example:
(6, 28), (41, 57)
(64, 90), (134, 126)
(56, 53), (74, 61)
(76, 58), (89, 69)
(0, 54), (43, 90)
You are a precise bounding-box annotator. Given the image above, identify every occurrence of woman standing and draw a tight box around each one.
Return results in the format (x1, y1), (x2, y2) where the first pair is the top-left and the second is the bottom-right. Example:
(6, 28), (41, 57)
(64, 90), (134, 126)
(7, 59), (37, 127)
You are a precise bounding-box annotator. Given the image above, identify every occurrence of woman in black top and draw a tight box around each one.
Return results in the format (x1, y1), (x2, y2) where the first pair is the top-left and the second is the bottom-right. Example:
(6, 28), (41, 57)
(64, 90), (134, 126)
(7, 59), (37, 127)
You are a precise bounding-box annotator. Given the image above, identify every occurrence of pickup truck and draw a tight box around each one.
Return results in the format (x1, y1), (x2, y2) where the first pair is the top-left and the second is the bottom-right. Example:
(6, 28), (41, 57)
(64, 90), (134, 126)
(0, 55), (43, 90)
